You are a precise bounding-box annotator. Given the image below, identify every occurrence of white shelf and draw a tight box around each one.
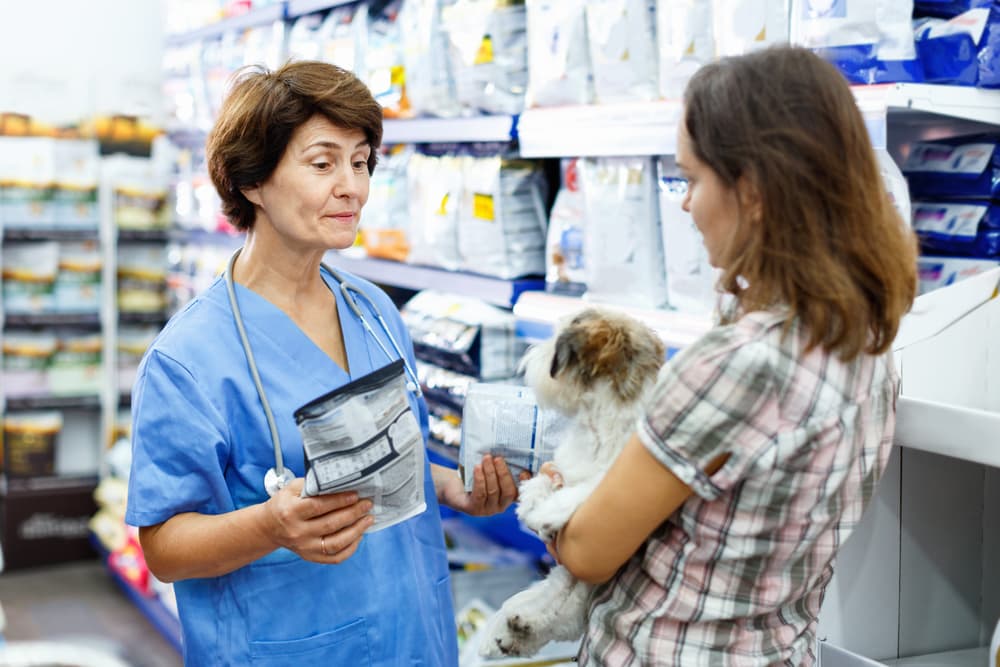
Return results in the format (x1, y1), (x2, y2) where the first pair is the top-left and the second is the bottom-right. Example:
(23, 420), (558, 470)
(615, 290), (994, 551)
(512, 291), (712, 353)
(286, 0), (360, 18)
(517, 85), (1000, 157)
(322, 252), (543, 308)
(164, 3), (287, 46)
(517, 100), (681, 158)
(884, 646), (988, 666)
(382, 115), (515, 145)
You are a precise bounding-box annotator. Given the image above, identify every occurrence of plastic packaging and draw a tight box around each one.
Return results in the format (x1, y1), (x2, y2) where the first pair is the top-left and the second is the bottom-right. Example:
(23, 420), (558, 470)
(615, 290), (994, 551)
(525, 0), (592, 107)
(902, 136), (1000, 199)
(912, 200), (1000, 258)
(585, 0), (658, 103)
(657, 0), (713, 99)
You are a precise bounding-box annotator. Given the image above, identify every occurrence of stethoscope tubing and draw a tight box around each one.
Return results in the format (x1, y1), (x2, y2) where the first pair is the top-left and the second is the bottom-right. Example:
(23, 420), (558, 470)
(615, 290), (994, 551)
(224, 247), (422, 495)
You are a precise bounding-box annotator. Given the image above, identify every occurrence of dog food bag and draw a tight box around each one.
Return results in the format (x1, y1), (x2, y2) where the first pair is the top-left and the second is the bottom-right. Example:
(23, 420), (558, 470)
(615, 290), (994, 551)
(459, 383), (571, 492)
(525, 0), (592, 108)
(657, 0), (714, 99)
(585, 0), (658, 103)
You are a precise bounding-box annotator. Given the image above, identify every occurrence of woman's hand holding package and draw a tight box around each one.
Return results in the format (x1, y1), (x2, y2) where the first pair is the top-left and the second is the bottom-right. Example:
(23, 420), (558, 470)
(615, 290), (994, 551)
(264, 477), (375, 564)
(434, 455), (524, 517)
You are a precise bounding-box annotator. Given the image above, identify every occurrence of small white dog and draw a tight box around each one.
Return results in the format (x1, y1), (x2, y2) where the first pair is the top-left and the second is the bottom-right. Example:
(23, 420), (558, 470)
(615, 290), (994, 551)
(481, 307), (665, 658)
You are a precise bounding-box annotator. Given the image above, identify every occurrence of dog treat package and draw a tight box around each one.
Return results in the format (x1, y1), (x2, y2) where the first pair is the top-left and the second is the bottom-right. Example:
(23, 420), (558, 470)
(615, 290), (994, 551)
(656, 0), (714, 99)
(525, 0), (592, 108)
(585, 0), (658, 104)
(545, 158), (588, 296)
(459, 383), (571, 492)
(579, 156), (670, 309)
(400, 290), (526, 380)
(457, 155), (548, 279)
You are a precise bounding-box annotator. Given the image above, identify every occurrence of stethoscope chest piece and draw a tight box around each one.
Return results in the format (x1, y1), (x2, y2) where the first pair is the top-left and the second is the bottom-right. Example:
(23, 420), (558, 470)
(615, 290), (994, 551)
(264, 466), (296, 497)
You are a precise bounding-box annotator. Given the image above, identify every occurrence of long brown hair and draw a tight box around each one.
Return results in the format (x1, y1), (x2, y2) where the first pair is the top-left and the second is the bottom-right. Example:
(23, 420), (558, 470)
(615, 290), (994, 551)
(683, 46), (917, 360)
(207, 60), (383, 230)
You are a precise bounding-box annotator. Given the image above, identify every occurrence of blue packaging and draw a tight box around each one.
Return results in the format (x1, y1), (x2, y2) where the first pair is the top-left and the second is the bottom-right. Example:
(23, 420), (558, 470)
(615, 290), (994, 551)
(915, 6), (1000, 87)
(914, 0), (995, 18)
(903, 136), (1000, 199)
(912, 200), (1000, 257)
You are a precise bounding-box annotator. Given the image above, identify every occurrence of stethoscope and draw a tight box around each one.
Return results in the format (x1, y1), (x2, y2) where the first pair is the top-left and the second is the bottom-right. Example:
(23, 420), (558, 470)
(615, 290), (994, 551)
(224, 247), (422, 496)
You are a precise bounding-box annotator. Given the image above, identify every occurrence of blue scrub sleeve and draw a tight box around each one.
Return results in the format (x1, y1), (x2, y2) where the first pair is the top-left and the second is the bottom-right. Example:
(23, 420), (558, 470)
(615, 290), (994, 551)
(125, 349), (234, 527)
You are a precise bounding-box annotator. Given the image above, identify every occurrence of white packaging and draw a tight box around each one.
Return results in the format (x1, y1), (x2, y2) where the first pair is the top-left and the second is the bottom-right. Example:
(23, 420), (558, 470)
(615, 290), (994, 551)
(579, 156), (669, 309)
(406, 153), (463, 271)
(400, 0), (462, 118)
(875, 148), (911, 226)
(54, 240), (101, 313)
(0, 136), (55, 228)
(790, 0), (879, 49)
(657, 0), (714, 99)
(442, 0), (529, 115)
(712, 0), (790, 57)
(400, 290), (525, 380)
(545, 159), (588, 295)
(459, 383), (571, 491)
(585, 0), (658, 103)
(52, 139), (99, 228)
(525, 0), (592, 107)
(657, 156), (719, 316)
(362, 145), (413, 262)
(457, 156), (548, 279)
(917, 256), (1000, 295)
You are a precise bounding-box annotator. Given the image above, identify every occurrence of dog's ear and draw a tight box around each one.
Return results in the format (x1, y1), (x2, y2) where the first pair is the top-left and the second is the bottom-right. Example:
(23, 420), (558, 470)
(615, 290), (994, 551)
(550, 327), (580, 379)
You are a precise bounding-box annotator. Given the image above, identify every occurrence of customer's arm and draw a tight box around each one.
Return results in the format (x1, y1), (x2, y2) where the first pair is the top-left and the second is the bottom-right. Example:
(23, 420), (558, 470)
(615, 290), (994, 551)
(552, 434), (728, 585)
(140, 477), (373, 582)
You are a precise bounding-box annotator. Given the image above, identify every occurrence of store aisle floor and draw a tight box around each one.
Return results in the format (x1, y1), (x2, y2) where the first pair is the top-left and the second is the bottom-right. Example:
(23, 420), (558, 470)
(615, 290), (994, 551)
(0, 559), (181, 667)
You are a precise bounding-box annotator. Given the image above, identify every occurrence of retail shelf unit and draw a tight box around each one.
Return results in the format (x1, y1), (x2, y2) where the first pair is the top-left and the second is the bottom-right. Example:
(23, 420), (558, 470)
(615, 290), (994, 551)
(513, 88), (1000, 667)
(0, 212), (109, 492)
(162, 3), (1000, 663)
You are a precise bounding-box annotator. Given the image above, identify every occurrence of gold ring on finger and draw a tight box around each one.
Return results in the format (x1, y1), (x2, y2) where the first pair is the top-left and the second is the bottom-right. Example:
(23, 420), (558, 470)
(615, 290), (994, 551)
(321, 535), (328, 556)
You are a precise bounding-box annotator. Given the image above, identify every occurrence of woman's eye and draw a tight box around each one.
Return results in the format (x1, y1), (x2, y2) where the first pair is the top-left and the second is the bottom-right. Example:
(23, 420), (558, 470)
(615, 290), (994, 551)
(312, 161), (330, 170)
(353, 160), (367, 170)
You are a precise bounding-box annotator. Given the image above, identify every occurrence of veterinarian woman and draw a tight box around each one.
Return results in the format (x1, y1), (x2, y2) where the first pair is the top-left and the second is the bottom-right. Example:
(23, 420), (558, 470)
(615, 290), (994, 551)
(124, 61), (521, 666)
(541, 45), (917, 666)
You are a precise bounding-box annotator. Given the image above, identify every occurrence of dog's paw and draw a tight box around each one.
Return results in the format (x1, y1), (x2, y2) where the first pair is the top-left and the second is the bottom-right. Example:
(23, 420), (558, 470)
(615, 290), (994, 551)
(516, 475), (555, 521)
(479, 611), (546, 658)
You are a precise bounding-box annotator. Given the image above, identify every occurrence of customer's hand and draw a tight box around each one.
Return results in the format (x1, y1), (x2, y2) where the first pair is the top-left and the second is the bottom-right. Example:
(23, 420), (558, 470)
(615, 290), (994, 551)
(438, 455), (526, 517)
(263, 478), (374, 564)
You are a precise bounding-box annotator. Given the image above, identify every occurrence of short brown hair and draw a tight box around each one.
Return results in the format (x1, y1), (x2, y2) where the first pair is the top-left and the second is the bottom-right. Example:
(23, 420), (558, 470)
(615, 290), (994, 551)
(683, 46), (917, 360)
(207, 60), (383, 230)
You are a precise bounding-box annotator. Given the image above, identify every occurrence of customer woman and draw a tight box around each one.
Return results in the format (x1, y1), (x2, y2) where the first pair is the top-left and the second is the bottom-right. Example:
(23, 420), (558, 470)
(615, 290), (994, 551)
(541, 46), (918, 665)
(124, 61), (520, 666)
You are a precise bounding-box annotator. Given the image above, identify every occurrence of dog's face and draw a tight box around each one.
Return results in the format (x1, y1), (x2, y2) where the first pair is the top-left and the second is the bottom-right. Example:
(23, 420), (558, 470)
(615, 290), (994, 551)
(519, 308), (665, 415)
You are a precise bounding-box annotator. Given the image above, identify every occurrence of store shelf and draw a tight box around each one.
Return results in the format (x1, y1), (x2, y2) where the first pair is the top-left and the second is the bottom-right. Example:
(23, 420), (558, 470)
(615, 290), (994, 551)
(2, 473), (99, 495)
(4, 394), (101, 411)
(3, 312), (101, 328)
(164, 3), (287, 46)
(383, 115), (516, 145)
(2, 228), (99, 242)
(884, 646), (988, 666)
(323, 252), (544, 308)
(854, 83), (1000, 149)
(118, 229), (170, 243)
(513, 291), (712, 355)
(517, 100), (680, 158)
(90, 535), (183, 655)
(119, 311), (170, 325)
(286, 0), (355, 18)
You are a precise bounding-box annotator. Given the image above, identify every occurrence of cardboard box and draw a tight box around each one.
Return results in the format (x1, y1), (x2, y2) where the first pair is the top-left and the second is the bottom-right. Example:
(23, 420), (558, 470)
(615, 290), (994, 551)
(1, 478), (98, 570)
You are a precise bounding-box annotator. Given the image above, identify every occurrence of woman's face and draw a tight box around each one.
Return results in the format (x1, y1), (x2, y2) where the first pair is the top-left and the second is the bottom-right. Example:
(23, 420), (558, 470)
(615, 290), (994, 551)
(675, 122), (747, 269)
(244, 114), (371, 251)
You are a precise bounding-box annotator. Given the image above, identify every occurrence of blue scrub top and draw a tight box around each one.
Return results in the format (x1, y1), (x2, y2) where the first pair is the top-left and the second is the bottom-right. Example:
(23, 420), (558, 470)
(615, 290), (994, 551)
(125, 268), (458, 667)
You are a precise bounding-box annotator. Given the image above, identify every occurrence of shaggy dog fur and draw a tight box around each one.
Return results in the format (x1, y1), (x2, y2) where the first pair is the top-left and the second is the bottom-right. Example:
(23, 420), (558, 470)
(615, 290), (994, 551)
(480, 307), (665, 658)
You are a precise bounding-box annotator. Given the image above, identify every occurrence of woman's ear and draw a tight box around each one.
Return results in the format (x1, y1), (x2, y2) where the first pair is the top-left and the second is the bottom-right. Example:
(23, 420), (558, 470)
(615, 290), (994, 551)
(737, 173), (763, 224)
(241, 184), (263, 208)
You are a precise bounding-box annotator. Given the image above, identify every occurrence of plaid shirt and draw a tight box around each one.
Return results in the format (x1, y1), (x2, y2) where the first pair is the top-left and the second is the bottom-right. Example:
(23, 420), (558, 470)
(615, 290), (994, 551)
(579, 308), (898, 666)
